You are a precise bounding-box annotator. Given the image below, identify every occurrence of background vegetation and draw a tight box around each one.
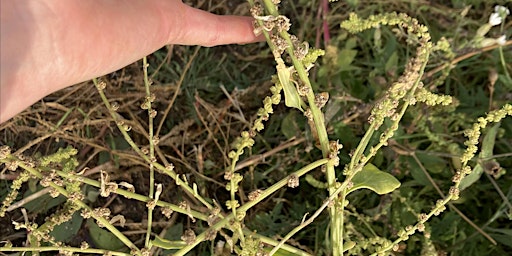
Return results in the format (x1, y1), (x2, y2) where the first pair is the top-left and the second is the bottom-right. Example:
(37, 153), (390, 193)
(1, 0), (511, 255)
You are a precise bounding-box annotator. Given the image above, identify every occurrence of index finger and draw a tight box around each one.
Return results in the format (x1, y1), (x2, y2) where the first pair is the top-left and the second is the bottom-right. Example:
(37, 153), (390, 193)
(166, 3), (263, 47)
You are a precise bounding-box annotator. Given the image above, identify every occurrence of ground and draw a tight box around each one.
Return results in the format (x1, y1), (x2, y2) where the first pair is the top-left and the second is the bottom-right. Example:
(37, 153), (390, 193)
(1, 0), (511, 255)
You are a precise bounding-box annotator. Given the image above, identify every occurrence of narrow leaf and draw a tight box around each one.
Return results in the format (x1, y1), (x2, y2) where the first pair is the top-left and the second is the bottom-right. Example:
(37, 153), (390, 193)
(277, 60), (303, 111)
(305, 174), (328, 189)
(151, 236), (186, 249)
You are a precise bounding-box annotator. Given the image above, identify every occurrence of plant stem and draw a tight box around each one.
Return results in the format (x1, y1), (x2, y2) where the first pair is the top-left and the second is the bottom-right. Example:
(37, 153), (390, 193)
(52, 169), (209, 221)
(498, 45), (511, 82)
(173, 158), (329, 256)
(142, 57), (155, 248)
(256, 0), (341, 253)
(0, 246), (132, 255)
(247, 232), (312, 256)
(93, 79), (213, 210)
(10, 158), (141, 255)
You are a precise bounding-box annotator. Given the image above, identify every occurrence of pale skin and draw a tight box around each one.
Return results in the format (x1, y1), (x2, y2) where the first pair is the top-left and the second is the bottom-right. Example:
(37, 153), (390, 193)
(0, 0), (261, 123)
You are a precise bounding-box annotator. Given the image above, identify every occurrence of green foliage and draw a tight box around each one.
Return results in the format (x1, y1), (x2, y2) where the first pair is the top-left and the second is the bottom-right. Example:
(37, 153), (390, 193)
(1, 1), (511, 256)
(87, 218), (127, 251)
(50, 212), (83, 243)
(347, 163), (401, 195)
(23, 185), (67, 214)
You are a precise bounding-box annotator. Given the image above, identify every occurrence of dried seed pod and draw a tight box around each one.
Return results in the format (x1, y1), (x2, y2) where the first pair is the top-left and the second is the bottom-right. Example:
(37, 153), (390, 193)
(152, 135), (160, 145)
(149, 109), (157, 118)
(250, 3), (263, 17)
(96, 81), (107, 90)
(140, 100), (150, 110)
(287, 174), (299, 188)
(111, 102), (120, 111)
(248, 189), (263, 201)
(276, 15), (291, 32)
(314, 92), (330, 109)
(294, 41), (309, 60)
(271, 34), (288, 54)
(304, 108), (313, 121)
(298, 85), (310, 96)
(181, 229), (197, 245)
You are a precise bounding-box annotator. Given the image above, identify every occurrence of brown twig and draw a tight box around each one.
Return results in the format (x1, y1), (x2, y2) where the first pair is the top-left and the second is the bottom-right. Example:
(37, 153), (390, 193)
(234, 137), (306, 172)
(424, 40), (512, 80)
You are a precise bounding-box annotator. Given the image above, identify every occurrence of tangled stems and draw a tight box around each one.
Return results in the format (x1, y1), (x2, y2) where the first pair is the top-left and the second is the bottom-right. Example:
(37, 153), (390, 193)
(51, 164), (208, 221)
(93, 78), (213, 210)
(96, 72), (310, 254)
(0, 149), (292, 255)
(0, 156), (141, 255)
(174, 158), (329, 256)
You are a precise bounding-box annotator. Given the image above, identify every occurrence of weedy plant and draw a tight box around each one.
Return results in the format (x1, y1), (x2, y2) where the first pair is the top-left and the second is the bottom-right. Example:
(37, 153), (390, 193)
(1, 0), (511, 255)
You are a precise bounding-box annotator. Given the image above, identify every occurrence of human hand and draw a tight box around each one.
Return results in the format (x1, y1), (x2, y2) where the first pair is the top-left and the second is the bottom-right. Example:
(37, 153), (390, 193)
(0, 0), (261, 123)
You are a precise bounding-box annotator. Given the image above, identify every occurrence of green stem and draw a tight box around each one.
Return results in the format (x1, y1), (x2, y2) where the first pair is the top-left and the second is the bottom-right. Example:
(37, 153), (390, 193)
(371, 194), (454, 256)
(247, 232), (312, 256)
(349, 52), (429, 174)
(228, 147), (247, 244)
(52, 169), (209, 221)
(142, 56), (155, 248)
(0, 246), (132, 255)
(256, 0), (341, 253)
(342, 51), (430, 255)
(350, 53), (429, 255)
(348, 123), (377, 171)
(498, 22), (511, 82)
(498, 46), (511, 82)
(173, 158), (329, 256)
(12, 158), (140, 255)
(93, 78), (213, 210)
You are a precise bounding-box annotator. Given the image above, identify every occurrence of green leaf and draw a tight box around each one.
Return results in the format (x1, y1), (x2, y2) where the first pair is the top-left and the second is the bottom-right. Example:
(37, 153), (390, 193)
(346, 0), (358, 8)
(161, 223), (184, 255)
(490, 233), (512, 249)
(50, 212), (83, 243)
(417, 153), (447, 174)
(480, 123), (500, 159)
(498, 73), (512, 90)
(345, 37), (358, 49)
(459, 123), (500, 191)
(87, 219), (127, 251)
(406, 156), (430, 186)
(337, 49), (358, 71)
(384, 51), (398, 75)
(343, 241), (356, 252)
(277, 59), (303, 111)
(23, 185), (67, 214)
(486, 227), (512, 249)
(347, 163), (401, 195)
(281, 111), (300, 140)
